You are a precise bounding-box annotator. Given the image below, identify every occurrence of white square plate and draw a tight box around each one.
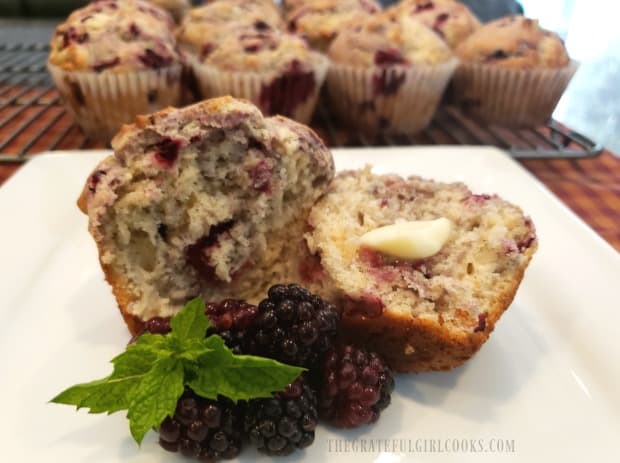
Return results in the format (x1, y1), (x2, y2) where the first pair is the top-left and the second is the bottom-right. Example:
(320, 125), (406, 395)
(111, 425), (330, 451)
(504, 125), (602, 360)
(0, 147), (618, 462)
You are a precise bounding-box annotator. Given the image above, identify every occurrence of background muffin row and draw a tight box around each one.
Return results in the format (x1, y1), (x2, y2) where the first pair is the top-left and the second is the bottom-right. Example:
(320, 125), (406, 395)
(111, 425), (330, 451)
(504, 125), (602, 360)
(48, 0), (577, 140)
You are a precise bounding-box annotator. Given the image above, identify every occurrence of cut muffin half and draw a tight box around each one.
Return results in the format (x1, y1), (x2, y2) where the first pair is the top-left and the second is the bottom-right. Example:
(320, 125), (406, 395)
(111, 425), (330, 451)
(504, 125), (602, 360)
(78, 96), (334, 334)
(304, 167), (537, 372)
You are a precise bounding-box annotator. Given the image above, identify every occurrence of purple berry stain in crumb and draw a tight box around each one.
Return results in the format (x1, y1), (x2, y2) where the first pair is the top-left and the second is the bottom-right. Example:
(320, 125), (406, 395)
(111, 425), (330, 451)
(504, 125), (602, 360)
(259, 59), (315, 117)
(485, 49), (510, 62)
(374, 48), (408, 66)
(249, 160), (272, 192)
(61, 27), (89, 47)
(372, 51), (407, 97)
(414, 2), (435, 13)
(298, 251), (325, 284)
(342, 293), (385, 318)
(88, 169), (107, 193)
(474, 312), (487, 333)
(432, 13), (449, 36)
(128, 23), (141, 39)
(517, 217), (536, 252)
(254, 20), (271, 31)
(359, 0), (380, 13)
(200, 42), (215, 60)
(139, 49), (172, 70)
(152, 137), (183, 168)
(92, 56), (120, 72)
(465, 193), (492, 206)
(186, 220), (235, 283)
(373, 69), (405, 96)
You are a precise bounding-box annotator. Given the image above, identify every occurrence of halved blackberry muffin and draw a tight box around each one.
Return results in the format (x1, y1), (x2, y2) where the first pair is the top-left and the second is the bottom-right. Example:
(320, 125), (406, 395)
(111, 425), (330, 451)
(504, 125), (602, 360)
(78, 97), (334, 335)
(304, 167), (537, 372)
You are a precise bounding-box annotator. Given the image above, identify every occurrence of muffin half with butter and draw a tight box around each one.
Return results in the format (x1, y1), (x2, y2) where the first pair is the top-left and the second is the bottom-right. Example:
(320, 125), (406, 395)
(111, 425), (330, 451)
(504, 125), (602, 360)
(48, 0), (183, 141)
(304, 167), (537, 372)
(452, 15), (577, 127)
(326, 13), (458, 134)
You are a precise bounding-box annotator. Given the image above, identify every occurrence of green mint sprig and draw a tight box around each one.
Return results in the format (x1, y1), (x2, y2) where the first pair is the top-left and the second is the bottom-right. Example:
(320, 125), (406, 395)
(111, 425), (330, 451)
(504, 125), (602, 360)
(51, 298), (305, 444)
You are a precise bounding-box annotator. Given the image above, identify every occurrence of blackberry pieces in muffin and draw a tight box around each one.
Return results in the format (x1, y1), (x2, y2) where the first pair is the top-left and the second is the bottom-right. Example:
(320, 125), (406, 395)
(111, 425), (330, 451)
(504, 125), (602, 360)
(286, 0), (382, 52)
(304, 167), (537, 372)
(177, 0), (283, 61)
(387, 0), (481, 48)
(452, 15), (576, 126)
(326, 13), (457, 134)
(77, 97), (334, 335)
(48, 0), (183, 140)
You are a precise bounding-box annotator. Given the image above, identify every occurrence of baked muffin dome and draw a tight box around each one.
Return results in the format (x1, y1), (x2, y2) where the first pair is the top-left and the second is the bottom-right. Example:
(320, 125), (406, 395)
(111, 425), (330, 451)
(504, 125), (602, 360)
(388, 0), (481, 48)
(286, 0), (382, 52)
(205, 28), (321, 73)
(177, 0), (284, 61)
(49, 0), (180, 72)
(328, 13), (453, 67)
(455, 15), (570, 68)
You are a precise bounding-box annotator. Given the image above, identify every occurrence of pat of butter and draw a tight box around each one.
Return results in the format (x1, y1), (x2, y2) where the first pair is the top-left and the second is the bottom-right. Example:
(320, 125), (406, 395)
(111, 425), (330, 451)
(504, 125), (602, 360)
(359, 218), (452, 260)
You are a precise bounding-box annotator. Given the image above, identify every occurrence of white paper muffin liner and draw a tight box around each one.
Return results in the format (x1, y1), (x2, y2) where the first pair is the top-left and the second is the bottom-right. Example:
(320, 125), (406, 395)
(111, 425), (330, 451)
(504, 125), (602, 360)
(48, 63), (183, 141)
(450, 60), (578, 127)
(186, 53), (329, 124)
(326, 57), (459, 134)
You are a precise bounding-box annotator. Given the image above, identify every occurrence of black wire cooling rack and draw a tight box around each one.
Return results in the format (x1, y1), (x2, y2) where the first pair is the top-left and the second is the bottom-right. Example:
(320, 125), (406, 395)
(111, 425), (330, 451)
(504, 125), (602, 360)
(0, 43), (604, 164)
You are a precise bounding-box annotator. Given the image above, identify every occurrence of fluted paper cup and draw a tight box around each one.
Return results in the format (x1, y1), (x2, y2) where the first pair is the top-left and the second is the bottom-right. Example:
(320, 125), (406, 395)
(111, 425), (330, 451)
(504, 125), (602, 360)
(186, 52), (328, 124)
(326, 57), (458, 134)
(450, 60), (578, 127)
(48, 63), (183, 141)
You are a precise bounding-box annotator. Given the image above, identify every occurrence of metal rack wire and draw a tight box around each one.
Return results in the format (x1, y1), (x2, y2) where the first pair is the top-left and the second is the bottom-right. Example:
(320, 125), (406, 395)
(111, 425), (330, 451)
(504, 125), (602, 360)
(0, 43), (604, 163)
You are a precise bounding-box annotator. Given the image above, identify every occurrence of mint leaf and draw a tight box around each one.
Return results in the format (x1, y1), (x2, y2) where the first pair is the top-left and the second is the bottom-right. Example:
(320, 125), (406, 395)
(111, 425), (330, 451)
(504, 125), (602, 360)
(169, 296), (211, 340)
(188, 335), (305, 402)
(51, 296), (305, 446)
(127, 357), (184, 444)
(51, 375), (143, 414)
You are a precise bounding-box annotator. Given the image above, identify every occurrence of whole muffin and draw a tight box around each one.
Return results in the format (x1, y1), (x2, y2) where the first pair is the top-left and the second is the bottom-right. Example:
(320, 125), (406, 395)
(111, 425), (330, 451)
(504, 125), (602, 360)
(387, 0), (481, 48)
(455, 15), (569, 68)
(184, 21), (328, 123)
(48, 0), (183, 140)
(326, 13), (457, 134)
(452, 15), (576, 126)
(286, 0), (382, 52)
(177, 0), (283, 60)
(147, 0), (190, 23)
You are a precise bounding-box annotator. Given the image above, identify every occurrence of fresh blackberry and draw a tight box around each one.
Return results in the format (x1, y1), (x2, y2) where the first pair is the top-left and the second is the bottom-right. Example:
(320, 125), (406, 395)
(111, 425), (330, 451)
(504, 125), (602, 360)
(248, 284), (339, 368)
(318, 344), (395, 428)
(158, 388), (243, 461)
(138, 300), (258, 353)
(244, 376), (318, 456)
(204, 300), (258, 354)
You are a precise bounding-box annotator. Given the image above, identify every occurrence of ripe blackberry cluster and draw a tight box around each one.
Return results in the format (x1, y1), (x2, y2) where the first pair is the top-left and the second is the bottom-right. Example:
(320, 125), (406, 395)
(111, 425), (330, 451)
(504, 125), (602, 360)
(318, 344), (394, 428)
(244, 376), (318, 456)
(248, 284), (340, 369)
(145, 285), (395, 460)
(139, 300), (258, 353)
(204, 299), (258, 354)
(158, 389), (243, 461)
